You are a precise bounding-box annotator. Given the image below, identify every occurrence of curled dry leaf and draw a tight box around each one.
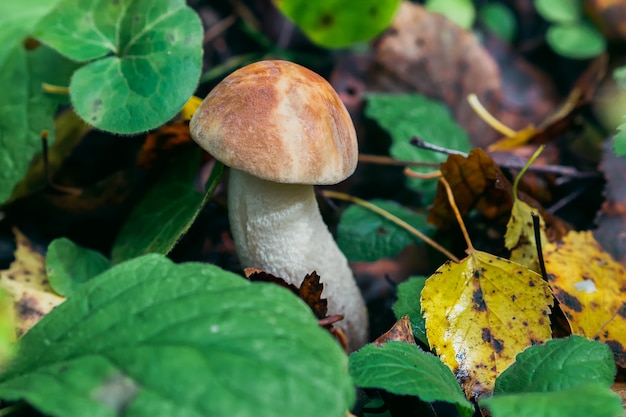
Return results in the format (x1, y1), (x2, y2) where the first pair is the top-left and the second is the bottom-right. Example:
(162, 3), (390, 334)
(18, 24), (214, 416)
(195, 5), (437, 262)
(373, 315), (416, 346)
(246, 268), (329, 321)
(421, 250), (553, 399)
(428, 148), (512, 228)
(0, 228), (64, 337)
(427, 148), (570, 241)
(543, 230), (626, 367)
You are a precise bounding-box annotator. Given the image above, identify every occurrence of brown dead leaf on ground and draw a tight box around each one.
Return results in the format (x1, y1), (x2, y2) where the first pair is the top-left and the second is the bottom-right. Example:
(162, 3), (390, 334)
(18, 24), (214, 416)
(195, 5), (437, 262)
(488, 55), (608, 151)
(594, 141), (626, 266)
(373, 315), (416, 346)
(369, 1), (557, 147)
(586, 0), (626, 42)
(0, 228), (64, 337)
(427, 148), (570, 241)
(427, 149), (512, 228)
(421, 249), (553, 399)
(543, 230), (626, 367)
(246, 268), (329, 320)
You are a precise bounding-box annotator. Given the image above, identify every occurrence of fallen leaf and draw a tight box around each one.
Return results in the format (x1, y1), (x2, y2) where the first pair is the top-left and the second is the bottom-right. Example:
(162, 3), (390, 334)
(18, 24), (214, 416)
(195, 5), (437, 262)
(586, 0), (626, 42)
(594, 141), (626, 266)
(246, 269), (328, 320)
(427, 148), (570, 241)
(0, 228), (64, 337)
(504, 148), (548, 273)
(373, 315), (416, 346)
(543, 230), (626, 367)
(371, 2), (501, 147)
(487, 54), (607, 151)
(421, 249), (553, 399)
(427, 148), (512, 228)
(136, 120), (193, 169)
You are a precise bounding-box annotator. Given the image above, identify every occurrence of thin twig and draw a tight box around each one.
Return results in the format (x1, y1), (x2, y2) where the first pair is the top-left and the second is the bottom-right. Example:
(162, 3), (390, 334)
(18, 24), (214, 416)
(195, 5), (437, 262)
(410, 136), (467, 156)
(358, 154), (439, 168)
(532, 213), (548, 280)
(203, 14), (237, 45)
(321, 190), (460, 263)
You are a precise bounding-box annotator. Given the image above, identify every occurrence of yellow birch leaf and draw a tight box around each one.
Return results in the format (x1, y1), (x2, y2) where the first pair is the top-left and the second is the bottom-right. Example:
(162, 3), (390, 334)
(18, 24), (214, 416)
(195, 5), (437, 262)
(543, 230), (626, 367)
(0, 228), (64, 337)
(421, 249), (553, 399)
(505, 199), (547, 273)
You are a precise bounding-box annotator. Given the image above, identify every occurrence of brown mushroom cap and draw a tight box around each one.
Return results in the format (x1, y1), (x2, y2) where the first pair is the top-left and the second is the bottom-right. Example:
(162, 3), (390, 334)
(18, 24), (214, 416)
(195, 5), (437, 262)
(190, 60), (358, 185)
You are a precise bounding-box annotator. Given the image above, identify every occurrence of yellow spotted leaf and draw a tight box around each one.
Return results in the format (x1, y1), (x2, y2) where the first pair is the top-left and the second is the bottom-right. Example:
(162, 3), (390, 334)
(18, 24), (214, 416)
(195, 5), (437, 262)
(505, 199), (547, 273)
(0, 228), (64, 337)
(544, 230), (626, 367)
(421, 249), (553, 399)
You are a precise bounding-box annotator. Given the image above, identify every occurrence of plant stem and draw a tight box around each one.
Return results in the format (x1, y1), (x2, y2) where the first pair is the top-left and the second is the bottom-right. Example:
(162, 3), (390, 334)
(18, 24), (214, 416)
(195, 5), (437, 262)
(467, 93), (516, 137)
(512, 145), (545, 197)
(321, 190), (460, 263)
(438, 176), (474, 252)
(41, 83), (69, 95)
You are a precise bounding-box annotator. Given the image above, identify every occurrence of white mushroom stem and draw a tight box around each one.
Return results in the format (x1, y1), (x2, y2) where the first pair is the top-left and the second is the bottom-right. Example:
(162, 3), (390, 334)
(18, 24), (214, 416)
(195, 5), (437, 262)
(227, 168), (368, 350)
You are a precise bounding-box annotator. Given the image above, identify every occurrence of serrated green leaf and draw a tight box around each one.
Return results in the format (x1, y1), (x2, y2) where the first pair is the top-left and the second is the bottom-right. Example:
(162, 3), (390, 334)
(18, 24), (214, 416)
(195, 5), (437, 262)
(534, 0), (581, 24)
(274, 0), (401, 48)
(46, 238), (109, 296)
(364, 93), (471, 201)
(546, 22), (606, 59)
(392, 276), (428, 345)
(337, 199), (429, 262)
(494, 335), (616, 394)
(613, 123), (626, 156)
(34, 0), (203, 134)
(479, 3), (517, 42)
(481, 383), (624, 417)
(111, 149), (223, 264)
(0, 45), (77, 205)
(0, 254), (354, 417)
(350, 342), (473, 417)
(425, 0), (475, 29)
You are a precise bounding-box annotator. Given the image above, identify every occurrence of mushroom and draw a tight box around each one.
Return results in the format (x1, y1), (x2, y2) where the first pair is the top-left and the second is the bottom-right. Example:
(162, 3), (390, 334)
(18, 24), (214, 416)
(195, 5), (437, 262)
(190, 60), (368, 350)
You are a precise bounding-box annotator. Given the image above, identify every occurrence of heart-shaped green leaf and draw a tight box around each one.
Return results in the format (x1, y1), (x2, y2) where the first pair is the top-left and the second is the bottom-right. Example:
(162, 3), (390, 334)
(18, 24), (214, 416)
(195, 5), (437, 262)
(34, 0), (203, 134)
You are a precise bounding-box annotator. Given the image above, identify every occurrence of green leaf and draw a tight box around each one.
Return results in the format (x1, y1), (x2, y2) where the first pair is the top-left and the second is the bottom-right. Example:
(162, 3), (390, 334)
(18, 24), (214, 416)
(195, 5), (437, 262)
(34, 0), (203, 134)
(0, 289), (15, 367)
(0, 255), (354, 417)
(392, 277), (428, 345)
(546, 22), (606, 59)
(46, 238), (109, 296)
(0, 45), (77, 205)
(274, 0), (401, 48)
(481, 383), (624, 417)
(0, 1), (61, 64)
(337, 199), (429, 262)
(350, 342), (474, 417)
(364, 93), (471, 201)
(425, 0), (475, 29)
(534, 0), (581, 24)
(479, 3), (517, 42)
(494, 335), (616, 394)
(111, 149), (223, 264)
(613, 122), (626, 156)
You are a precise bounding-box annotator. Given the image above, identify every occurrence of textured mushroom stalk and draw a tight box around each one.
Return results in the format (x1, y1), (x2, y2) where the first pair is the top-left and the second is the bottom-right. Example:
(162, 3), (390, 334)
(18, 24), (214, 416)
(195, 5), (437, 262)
(228, 169), (368, 349)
